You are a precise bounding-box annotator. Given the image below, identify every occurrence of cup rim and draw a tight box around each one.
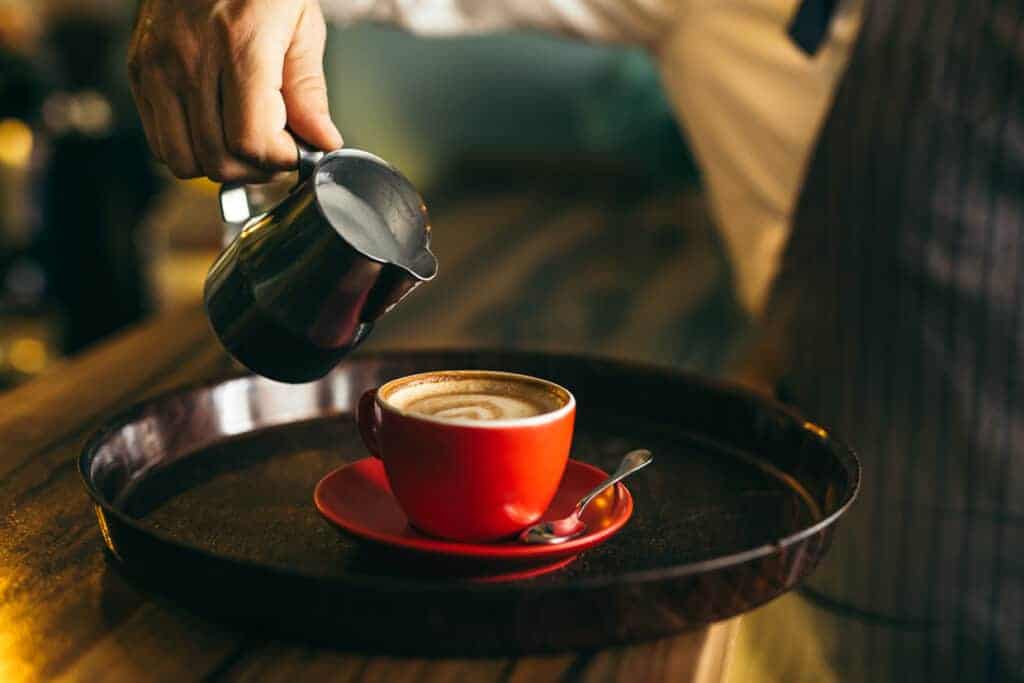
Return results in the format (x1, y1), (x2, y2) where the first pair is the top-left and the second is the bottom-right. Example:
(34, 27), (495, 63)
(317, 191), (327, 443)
(375, 370), (575, 428)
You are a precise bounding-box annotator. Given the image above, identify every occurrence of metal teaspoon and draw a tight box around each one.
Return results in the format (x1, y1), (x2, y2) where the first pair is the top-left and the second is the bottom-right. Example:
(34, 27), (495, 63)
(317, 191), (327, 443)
(519, 449), (653, 545)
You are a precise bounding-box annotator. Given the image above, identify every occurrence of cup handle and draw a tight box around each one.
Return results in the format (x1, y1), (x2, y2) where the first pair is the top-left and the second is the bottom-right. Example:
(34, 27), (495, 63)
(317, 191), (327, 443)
(356, 389), (382, 458)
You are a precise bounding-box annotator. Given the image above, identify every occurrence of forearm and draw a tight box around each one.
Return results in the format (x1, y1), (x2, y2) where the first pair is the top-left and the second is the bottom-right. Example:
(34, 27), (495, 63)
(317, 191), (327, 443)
(320, 0), (678, 48)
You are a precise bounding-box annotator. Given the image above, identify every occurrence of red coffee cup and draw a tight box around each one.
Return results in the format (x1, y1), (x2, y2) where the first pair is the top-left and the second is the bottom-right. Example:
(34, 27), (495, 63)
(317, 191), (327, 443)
(356, 370), (576, 542)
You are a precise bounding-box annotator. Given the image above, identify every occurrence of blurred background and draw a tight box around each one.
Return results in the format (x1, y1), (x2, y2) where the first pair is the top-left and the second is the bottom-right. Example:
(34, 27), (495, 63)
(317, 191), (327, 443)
(0, 0), (744, 390)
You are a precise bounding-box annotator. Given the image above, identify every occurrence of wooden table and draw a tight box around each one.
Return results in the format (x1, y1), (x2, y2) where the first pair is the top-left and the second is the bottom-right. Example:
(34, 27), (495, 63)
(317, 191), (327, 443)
(0, 177), (752, 681)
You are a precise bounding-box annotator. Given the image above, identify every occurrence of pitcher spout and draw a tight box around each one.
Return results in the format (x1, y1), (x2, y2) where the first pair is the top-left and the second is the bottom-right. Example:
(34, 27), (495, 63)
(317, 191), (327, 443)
(407, 246), (438, 281)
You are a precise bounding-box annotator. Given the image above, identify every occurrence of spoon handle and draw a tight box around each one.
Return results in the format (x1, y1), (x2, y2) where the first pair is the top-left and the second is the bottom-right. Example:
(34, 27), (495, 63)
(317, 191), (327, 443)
(574, 449), (653, 515)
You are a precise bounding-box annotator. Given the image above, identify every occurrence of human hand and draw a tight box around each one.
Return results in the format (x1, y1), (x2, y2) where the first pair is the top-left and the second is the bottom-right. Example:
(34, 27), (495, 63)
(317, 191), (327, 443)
(127, 0), (343, 182)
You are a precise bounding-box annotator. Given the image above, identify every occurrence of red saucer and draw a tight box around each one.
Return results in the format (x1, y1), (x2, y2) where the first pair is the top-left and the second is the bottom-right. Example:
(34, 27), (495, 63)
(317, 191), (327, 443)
(314, 458), (633, 581)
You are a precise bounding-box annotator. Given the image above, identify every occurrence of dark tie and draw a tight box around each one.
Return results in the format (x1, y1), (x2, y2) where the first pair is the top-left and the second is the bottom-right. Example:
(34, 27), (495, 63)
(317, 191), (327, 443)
(788, 0), (839, 54)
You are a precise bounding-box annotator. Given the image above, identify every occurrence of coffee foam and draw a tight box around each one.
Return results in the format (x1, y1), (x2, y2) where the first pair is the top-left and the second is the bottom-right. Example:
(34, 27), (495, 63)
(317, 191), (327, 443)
(384, 375), (566, 422)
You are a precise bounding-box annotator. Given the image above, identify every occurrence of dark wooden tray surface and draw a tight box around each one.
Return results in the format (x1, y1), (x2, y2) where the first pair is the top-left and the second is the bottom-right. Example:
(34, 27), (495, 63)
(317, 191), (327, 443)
(81, 350), (858, 654)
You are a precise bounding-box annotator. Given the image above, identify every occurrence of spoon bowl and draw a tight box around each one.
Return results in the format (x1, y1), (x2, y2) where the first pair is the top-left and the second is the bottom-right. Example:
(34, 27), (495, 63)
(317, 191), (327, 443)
(520, 449), (653, 544)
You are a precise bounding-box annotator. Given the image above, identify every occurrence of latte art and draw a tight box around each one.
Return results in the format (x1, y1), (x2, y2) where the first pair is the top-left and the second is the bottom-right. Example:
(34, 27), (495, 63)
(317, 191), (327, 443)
(384, 372), (567, 423)
(403, 393), (547, 420)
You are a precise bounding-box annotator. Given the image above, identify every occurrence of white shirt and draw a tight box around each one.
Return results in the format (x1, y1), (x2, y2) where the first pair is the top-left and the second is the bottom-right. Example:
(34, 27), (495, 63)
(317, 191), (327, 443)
(323, 0), (863, 314)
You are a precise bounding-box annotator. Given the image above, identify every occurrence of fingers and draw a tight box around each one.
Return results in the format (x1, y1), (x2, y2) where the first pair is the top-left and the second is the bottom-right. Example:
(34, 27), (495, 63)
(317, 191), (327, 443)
(127, 0), (339, 181)
(126, 0), (307, 180)
(283, 6), (343, 151)
(144, 79), (202, 178)
(186, 62), (275, 183)
(128, 32), (163, 164)
(131, 88), (162, 163)
(221, 30), (300, 171)
(128, 18), (201, 177)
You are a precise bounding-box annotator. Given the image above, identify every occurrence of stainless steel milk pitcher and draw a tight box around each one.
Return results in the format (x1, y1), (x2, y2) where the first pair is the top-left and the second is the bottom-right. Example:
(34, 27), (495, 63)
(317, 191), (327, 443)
(204, 144), (437, 383)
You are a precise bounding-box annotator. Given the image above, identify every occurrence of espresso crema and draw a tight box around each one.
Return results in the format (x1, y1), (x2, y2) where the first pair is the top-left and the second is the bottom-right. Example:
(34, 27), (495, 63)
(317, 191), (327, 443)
(385, 373), (566, 422)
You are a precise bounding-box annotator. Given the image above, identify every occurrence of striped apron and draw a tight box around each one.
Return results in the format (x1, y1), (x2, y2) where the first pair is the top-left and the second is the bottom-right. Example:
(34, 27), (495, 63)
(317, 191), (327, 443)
(760, 0), (1024, 679)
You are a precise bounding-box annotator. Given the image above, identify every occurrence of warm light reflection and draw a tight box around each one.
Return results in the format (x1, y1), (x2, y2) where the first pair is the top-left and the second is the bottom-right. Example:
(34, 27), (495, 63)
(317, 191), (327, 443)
(0, 574), (33, 682)
(0, 637), (32, 682)
(8, 338), (47, 374)
(0, 119), (33, 167)
(183, 176), (219, 195)
(95, 507), (122, 561)
(802, 421), (829, 439)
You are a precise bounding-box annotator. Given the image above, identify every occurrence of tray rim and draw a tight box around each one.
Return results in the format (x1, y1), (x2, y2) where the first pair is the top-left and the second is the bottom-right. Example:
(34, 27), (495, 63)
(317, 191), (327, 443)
(79, 347), (861, 595)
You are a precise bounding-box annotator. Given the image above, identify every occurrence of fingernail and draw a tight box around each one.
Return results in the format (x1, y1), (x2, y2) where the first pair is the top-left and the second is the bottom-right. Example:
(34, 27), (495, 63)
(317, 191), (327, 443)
(324, 115), (343, 148)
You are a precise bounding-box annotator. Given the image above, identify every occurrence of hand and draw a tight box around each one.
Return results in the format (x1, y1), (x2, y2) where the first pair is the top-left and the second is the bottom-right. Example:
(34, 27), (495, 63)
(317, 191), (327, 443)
(127, 0), (343, 183)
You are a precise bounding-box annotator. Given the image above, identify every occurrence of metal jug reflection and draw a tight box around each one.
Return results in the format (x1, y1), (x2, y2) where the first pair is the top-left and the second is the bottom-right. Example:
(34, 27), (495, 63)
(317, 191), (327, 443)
(204, 144), (437, 383)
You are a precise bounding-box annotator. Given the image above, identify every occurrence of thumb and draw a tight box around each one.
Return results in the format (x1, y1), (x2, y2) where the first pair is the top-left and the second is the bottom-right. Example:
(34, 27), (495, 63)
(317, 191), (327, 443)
(282, 8), (343, 151)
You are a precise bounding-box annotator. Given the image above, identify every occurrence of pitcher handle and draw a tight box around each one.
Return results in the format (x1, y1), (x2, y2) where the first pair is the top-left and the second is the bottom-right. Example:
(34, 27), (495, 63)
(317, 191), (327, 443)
(296, 140), (324, 183)
(218, 184), (252, 246)
(218, 136), (326, 246)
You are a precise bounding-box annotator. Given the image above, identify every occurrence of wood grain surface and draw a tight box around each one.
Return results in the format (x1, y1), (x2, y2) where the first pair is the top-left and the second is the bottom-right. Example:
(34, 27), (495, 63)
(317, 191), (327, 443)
(0, 177), (749, 682)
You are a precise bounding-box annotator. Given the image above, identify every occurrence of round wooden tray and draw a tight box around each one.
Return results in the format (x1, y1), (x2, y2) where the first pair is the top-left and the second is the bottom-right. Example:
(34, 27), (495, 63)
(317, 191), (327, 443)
(80, 350), (859, 654)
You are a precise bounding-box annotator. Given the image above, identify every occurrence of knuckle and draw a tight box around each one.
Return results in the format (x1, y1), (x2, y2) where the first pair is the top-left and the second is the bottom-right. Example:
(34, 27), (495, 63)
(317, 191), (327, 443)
(140, 37), (172, 68)
(131, 42), (180, 90)
(133, 36), (194, 76)
(289, 71), (327, 95)
(207, 158), (238, 183)
(128, 38), (160, 77)
(227, 131), (263, 164)
(214, 5), (255, 50)
(212, 8), (234, 41)
(128, 8), (207, 90)
(284, 79), (330, 121)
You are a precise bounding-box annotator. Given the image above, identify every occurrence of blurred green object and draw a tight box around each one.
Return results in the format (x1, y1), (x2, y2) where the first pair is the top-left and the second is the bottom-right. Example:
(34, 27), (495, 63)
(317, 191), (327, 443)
(325, 26), (697, 191)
